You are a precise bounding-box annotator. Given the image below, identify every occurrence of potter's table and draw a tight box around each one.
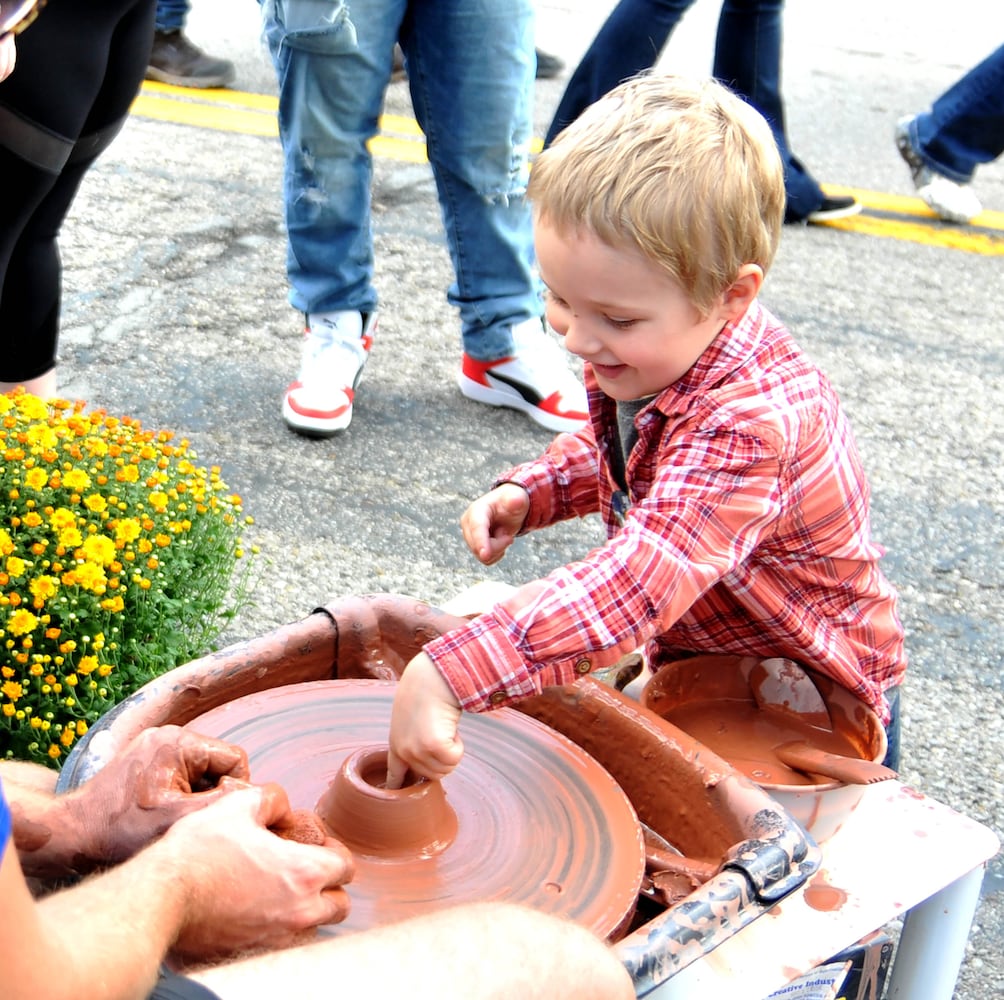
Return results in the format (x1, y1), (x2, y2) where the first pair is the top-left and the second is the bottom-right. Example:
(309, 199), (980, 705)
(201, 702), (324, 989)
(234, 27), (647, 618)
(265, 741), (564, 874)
(635, 781), (999, 999)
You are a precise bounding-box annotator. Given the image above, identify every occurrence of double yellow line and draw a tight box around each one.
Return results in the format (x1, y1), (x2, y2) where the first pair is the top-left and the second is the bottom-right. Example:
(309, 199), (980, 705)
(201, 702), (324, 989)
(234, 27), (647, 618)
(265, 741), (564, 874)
(133, 80), (1004, 256)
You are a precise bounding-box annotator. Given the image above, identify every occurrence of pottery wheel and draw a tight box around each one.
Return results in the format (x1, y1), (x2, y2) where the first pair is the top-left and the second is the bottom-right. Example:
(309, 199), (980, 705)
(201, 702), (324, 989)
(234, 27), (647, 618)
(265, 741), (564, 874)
(184, 679), (645, 938)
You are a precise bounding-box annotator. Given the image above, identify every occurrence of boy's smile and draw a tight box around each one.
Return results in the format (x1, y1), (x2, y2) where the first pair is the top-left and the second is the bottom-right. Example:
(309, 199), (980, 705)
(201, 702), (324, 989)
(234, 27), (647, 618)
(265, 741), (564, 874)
(535, 220), (756, 401)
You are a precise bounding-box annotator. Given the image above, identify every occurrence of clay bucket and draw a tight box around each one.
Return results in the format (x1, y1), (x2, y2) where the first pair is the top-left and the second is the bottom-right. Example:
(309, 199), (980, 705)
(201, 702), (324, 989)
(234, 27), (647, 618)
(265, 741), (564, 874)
(641, 655), (888, 841)
(58, 594), (819, 993)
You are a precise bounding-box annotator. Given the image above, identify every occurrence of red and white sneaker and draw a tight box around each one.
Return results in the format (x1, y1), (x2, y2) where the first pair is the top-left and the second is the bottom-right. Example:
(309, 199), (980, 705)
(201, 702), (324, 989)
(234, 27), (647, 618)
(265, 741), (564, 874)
(458, 318), (588, 433)
(282, 311), (376, 437)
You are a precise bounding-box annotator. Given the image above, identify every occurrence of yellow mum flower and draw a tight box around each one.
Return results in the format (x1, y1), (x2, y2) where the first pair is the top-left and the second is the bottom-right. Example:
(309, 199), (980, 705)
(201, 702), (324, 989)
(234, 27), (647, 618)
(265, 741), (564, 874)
(100, 595), (125, 613)
(80, 534), (116, 566)
(49, 507), (76, 530)
(24, 467), (48, 491)
(83, 494), (108, 513)
(6, 556), (26, 577)
(73, 562), (107, 592)
(59, 526), (83, 549)
(22, 511), (43, 528)
(148, 490), (169, 511)
(62, 468), (91, 491)
(0, 529), (14, 556)
(2, 679), (23, 701)
(7, 609), (39, 637)
(29, 576), (58, 602)
(113, 517), (142, 543)
(2, 703), (14, 717)
(76, 655), (98, 675)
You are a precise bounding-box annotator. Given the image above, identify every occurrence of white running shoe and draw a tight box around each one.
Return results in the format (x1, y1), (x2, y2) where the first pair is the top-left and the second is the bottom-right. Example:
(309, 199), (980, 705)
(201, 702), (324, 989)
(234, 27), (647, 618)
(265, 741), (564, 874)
(895, 116), (983, 223)
(458, 318), (589, 434)
(282, 311), (376, 437)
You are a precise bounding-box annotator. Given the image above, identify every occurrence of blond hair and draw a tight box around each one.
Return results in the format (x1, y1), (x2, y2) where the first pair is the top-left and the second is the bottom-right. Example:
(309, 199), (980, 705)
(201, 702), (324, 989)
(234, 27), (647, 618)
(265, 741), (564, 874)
(529, 74), (785, 315)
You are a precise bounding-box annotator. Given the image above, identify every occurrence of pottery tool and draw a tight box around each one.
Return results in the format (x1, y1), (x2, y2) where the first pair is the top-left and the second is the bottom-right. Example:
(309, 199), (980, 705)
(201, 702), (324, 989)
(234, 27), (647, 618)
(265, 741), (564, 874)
(773, 741), (897, 785)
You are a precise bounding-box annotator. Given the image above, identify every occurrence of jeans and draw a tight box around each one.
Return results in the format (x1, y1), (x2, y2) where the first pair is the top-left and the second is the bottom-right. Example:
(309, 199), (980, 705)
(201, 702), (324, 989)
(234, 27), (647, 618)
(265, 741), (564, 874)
(260, 0), (540, 361)
(905, 43), (1004, 183)
(544, 0), (825, 221)
(154, 0), (189, 32)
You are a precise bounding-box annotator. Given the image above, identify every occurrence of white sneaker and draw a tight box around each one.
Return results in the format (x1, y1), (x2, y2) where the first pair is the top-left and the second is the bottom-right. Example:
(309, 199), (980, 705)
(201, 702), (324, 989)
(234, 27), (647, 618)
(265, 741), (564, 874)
(915, 174), (983, 224)
(458, 318), (589, 434)
(895, 115), (982, 223)
(282, 311), (376, 437)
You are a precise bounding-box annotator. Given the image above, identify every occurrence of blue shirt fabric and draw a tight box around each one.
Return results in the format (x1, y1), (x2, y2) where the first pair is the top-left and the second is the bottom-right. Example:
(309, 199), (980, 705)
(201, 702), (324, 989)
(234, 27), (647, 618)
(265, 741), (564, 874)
(0, 776), (10, 864)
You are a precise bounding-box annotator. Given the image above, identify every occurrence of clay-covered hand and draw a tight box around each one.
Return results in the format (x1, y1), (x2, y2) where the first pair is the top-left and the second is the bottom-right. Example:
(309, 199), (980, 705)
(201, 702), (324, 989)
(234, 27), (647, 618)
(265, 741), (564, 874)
(460, 483), (530, 566)
(385, 652), (463, 788)
(163, 779), (355, 960)
(72, 724), (252, 866)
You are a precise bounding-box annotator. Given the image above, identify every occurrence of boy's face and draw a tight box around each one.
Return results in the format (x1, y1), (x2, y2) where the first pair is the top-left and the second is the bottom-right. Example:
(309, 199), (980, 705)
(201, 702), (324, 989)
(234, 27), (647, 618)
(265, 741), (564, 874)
(535, 220), (735, 401)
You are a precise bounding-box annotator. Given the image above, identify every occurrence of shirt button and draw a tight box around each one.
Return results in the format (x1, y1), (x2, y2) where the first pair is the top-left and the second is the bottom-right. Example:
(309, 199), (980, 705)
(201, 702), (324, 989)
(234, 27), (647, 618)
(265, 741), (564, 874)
(488, 690), (507, 706)
(574, 658), (591, 675)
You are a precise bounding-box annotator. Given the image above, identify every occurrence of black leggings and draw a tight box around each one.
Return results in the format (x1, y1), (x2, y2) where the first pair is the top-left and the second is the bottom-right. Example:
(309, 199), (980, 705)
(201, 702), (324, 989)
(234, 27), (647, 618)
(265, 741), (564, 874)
(0, 0), (156, 381)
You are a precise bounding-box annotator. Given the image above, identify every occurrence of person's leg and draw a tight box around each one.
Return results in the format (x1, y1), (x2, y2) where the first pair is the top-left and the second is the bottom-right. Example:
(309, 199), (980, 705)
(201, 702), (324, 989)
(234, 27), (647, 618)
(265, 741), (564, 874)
(263, 0), (401, 435)
(909, 44), (1004, 181)
(153, 0), (188, 32)
(262, 0), (395, 317)
(407, 0), (539, 360)
(0, 0), (156, 390)
(404, 0), (586, 432)
(712, 0), (828, 222)
(544, 0), (693, 147)
(148, 0), (235, 88)
(881, 685), (901, 772)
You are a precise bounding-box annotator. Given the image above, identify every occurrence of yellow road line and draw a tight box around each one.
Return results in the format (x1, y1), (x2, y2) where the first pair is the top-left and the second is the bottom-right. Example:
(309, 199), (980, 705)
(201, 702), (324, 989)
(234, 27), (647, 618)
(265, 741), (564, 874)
(132, 81), (1003, 255)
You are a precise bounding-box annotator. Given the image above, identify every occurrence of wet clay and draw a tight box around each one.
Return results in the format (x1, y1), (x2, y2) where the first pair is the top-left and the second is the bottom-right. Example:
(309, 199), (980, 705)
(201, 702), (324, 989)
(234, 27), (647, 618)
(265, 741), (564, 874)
(642, 656), (885, 788)
(184, 679), (645, 940)
(656, 701), (863, 786)
(803, 872), (849, 912)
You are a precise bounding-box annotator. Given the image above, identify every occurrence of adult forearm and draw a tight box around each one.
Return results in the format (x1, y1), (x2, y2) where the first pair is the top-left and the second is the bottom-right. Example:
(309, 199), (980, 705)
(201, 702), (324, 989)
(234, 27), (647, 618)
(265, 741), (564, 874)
(5, 780), (109, 878)
(192, 902), (635, 1000)
(31, 844), (186, 1000)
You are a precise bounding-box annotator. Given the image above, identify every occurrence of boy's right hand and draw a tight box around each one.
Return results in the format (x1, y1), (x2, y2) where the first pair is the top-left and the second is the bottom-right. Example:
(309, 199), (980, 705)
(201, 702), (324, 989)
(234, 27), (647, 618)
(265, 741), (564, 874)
(162, 780), (355, 960)
(461, 484), (530, 566)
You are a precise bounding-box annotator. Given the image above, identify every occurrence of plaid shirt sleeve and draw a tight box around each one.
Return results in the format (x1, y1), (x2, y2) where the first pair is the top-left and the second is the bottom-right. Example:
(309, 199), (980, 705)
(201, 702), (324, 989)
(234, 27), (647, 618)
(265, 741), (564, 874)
(428, 420), (787, 712)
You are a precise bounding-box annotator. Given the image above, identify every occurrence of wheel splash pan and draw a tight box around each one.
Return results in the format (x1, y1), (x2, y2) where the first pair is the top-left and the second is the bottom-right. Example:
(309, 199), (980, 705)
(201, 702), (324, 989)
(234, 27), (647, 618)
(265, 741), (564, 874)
(59, 594), (820, 993)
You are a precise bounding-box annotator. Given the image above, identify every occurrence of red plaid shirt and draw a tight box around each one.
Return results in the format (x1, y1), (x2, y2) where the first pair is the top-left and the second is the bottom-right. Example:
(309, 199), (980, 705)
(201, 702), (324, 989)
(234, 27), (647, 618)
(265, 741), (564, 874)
(427, 301), (906, 722)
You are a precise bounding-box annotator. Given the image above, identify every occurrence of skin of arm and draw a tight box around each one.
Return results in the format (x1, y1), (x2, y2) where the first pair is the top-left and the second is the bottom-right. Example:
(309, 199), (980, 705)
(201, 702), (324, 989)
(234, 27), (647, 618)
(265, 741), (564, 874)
(0, 779), (356, 1000)
(385, 483), (531, 787)
(191, 900), (635, 1000)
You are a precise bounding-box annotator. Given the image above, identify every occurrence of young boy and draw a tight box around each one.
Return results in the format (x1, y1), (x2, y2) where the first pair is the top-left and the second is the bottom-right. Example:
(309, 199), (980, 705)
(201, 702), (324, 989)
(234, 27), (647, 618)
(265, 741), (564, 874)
(386, 75), (906, 789)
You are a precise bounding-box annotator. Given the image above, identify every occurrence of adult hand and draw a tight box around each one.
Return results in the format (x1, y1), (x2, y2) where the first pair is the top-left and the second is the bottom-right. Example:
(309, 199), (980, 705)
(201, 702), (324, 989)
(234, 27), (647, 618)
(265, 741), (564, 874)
(0, 34), (15, 82)
(161, 780), (355, 960)
(72, 724), (251, 866)
(460, 483), (529, 566)
(385, 652), (463, 788)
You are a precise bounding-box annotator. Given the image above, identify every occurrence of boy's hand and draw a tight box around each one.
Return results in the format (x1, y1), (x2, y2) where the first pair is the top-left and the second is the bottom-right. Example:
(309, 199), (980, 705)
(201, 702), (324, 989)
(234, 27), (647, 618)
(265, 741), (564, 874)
(385, 653), (464, 788)
(461, 484), (530, 566)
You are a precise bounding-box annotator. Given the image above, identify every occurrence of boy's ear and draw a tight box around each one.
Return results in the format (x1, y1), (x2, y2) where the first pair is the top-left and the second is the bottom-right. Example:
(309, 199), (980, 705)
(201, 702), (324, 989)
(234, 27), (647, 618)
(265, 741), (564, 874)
(719, 264), (763, 322)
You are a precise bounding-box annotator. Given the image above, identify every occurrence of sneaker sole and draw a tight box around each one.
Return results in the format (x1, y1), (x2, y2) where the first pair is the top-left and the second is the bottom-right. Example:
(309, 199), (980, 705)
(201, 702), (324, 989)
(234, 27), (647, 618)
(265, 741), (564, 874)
(458, 372), (587, 434)
(145, 66), (236, 89)
(807, 200), (863, 224)
(282, 397), (354, 437)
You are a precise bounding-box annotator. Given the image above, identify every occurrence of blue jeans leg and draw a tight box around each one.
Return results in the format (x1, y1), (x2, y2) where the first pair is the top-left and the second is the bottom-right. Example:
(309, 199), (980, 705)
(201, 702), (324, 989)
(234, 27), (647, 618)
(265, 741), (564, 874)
(544, 0), (694, 147)
(404, 0), (539, 360)
(911, 44), (1004, 183)
(155, 0), (189, 33)
(261, 0), (396, 318)
(713, 0), (823, 220)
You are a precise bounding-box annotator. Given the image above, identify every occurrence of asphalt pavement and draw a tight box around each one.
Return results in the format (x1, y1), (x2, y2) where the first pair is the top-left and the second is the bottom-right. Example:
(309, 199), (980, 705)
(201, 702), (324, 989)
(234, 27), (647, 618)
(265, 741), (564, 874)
(53, 0), (1003, 995)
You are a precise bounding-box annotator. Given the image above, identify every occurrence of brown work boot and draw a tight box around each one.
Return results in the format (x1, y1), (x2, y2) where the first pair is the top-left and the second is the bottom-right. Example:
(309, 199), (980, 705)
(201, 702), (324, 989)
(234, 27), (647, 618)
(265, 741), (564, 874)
(146, 29), (236, 89)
